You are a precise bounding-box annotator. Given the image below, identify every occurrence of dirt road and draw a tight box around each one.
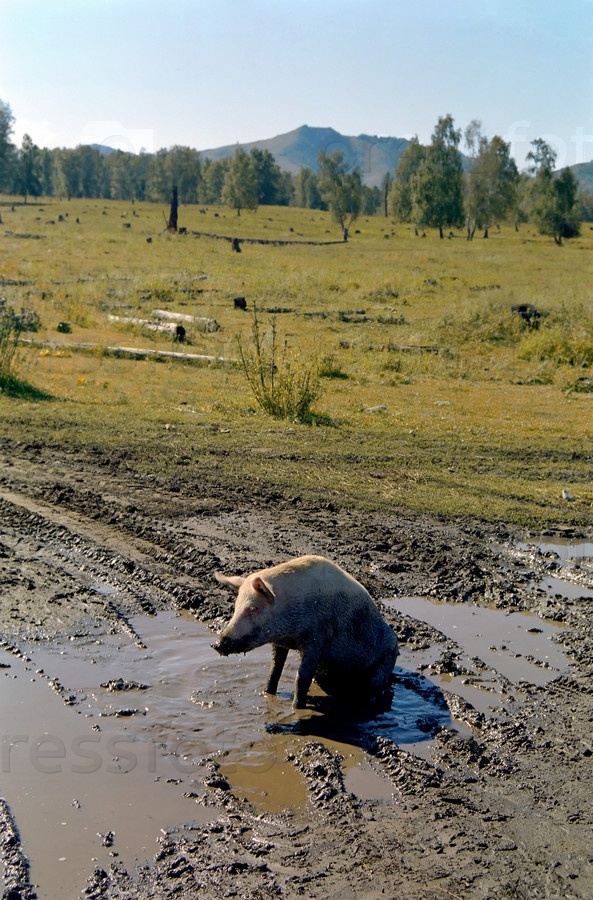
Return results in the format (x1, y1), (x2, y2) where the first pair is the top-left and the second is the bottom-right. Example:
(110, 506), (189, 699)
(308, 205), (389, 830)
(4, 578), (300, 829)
(1, 440), (592, 899)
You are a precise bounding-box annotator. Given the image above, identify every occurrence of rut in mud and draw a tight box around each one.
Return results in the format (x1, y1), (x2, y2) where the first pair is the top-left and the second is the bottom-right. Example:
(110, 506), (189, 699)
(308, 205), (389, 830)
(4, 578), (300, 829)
(1, 443), (592, 899)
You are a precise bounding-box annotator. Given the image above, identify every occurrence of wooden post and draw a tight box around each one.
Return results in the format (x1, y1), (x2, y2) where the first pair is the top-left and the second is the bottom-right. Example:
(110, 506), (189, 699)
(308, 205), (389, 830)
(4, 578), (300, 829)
(168, 184), (178, 232)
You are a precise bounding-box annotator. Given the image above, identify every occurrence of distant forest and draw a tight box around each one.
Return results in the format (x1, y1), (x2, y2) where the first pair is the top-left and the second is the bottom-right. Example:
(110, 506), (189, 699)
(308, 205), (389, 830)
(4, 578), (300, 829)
(1, 100), (592, 240)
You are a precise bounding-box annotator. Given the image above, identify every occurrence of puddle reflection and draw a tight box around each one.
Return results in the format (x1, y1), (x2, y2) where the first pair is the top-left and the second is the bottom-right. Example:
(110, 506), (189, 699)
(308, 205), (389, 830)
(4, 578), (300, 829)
(266, 666), (451, 746)
(386, 596), (571, 688)
(3, 595), (567, 899)
(517, 538), (593, 562)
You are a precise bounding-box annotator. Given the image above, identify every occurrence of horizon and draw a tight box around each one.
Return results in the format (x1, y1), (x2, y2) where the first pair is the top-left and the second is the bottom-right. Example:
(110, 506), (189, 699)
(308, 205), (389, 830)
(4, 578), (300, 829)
(1, 0), (592, 171)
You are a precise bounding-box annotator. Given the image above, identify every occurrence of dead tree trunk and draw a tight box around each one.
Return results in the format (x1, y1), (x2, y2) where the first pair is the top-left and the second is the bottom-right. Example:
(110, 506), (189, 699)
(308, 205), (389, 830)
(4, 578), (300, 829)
(168, 184), (179, 232)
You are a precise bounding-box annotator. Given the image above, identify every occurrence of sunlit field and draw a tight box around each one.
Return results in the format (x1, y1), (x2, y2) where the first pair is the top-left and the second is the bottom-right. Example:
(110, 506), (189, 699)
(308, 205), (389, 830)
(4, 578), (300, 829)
(1, 196), (592, 527)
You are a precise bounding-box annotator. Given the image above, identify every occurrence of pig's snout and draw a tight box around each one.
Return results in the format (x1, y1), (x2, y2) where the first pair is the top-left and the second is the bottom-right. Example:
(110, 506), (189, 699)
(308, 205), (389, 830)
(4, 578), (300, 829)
(212, 633), (250, 656)
(211, 638), (228, 656)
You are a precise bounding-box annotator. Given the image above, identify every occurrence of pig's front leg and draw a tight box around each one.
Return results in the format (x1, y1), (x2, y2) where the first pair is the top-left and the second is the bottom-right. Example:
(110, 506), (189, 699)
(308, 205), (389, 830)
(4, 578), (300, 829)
(294, 648), (320, 709)
(265, 645), (289, 695)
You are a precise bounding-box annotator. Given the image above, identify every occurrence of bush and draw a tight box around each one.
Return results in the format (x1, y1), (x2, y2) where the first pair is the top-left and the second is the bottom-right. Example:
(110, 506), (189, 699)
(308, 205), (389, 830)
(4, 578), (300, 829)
(236, 307), (323, 423)
(517, 302), (593, 367)
(0, 297), (27, 382)
(318, 353), (348, 379)
(518, 327), (593, 367)
(438, 299), (529, 347)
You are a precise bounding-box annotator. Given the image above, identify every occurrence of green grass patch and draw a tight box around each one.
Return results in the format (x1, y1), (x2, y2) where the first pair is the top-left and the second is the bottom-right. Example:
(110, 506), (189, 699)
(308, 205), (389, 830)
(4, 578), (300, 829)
(0, 197), (592, 527)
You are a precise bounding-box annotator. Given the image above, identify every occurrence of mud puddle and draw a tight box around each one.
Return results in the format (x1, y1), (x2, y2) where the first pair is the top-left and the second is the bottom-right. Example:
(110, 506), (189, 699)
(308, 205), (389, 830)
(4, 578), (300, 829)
(386, 596), (571, 715)
(4, 598), (571, 898)
(1, 617), (220, 899)
(2, 610), (461, 896)
(536, 574), (593, 600)
(517, 537), (593, 562)
(517, 536), (593, 598)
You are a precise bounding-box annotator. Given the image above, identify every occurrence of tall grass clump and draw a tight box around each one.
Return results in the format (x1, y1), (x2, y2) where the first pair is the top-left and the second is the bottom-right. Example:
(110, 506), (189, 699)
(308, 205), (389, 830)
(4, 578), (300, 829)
(236, 306), (323, 423)
(0, 297), (46, 397)
(517, 302), (593, 367)
(438, 298), (528, 346)
(0, 297), (27, 386)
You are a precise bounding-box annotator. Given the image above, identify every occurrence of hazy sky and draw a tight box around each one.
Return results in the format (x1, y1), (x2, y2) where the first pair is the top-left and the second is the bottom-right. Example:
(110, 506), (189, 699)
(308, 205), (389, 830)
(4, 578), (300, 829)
(1, 0), (592, 170)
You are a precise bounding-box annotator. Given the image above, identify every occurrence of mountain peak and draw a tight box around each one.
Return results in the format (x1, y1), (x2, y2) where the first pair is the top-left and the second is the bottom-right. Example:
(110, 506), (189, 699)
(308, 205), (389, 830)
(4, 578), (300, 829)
(200, 125), (410, 187)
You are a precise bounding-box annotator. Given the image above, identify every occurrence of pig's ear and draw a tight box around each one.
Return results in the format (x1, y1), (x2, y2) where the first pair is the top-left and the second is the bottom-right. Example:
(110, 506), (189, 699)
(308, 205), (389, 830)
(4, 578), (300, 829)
(252, 576), (275, 605)
(214, 572), (245, 591)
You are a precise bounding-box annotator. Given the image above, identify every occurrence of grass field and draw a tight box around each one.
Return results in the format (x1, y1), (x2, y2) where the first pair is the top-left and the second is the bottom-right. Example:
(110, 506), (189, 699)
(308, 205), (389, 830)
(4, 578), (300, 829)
(1, 196), (592, 527)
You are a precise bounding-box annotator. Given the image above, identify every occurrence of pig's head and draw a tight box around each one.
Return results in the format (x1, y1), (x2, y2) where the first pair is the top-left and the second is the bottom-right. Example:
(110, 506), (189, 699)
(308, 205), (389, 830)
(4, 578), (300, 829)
(212, 571), (275, 656)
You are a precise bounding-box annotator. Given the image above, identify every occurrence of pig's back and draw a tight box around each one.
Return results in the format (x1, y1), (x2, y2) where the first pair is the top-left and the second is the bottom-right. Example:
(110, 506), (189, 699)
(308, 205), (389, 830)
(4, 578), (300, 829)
(268, 554), (396, 660)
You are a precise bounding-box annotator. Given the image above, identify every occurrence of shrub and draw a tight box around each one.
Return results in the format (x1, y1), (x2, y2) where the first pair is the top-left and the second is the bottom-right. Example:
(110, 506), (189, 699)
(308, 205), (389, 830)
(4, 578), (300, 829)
(518, 327), (593, 367)
(318, 353), (348, 379)
(438, 299), (528, 347)
(0, 297), (27, 382)
(236, 307), (323, 423)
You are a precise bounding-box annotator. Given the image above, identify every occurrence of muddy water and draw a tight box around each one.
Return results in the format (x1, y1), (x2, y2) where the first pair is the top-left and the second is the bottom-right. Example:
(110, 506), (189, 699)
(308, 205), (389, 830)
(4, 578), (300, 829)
(517, 537), (593, 598)
(1, 617), (219, 899)
(537, 574), (593, 600)
(2, 599), (571, 898)
(517, 537), (593, 562)
(386, 597), (571, 715)
(1, 610), (451, 896)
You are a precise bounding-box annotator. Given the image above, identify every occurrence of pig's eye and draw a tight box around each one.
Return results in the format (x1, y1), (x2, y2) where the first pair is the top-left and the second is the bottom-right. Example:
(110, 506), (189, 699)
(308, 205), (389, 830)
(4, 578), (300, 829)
(246, 605), (259, 616)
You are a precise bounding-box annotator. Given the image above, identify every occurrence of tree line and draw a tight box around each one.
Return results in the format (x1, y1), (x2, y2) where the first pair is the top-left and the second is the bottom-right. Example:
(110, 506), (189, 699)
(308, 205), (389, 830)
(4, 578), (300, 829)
(0, 99), (589, 242)
(0, 98), (382, 216)
(387, 115), (584, 245)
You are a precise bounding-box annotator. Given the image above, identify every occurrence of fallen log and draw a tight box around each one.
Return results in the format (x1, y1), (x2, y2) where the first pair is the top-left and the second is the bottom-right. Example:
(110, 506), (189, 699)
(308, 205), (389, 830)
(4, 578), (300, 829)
(188, 229), (346, 247)
(152, 309), (220, 331)
(108, 314), (180, 335)
(109, 312), (219, 334)
(19, 338), (235, 366)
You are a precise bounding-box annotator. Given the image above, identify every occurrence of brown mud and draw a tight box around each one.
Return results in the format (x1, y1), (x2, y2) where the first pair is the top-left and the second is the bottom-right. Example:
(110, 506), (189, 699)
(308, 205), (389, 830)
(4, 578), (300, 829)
(0, 439), (592, 899)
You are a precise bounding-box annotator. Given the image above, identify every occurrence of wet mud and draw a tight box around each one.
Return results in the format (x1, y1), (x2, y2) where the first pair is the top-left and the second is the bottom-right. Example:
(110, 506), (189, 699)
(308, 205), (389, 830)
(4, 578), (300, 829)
(0, 441), (592, 899)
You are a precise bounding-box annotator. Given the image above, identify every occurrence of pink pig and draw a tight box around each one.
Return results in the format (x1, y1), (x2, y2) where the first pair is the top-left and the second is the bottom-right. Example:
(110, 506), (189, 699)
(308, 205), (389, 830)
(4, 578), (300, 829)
(212, 555), (398, 709)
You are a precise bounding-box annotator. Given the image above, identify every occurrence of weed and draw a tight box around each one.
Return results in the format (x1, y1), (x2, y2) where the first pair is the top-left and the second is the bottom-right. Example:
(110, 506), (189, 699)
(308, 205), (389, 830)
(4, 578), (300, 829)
(236, 306), (323, 423)
(0, 298), (49, 396)
(438, 298), (527, 346)
(0, 297), (25, 382)
(318, 353), (348, 379)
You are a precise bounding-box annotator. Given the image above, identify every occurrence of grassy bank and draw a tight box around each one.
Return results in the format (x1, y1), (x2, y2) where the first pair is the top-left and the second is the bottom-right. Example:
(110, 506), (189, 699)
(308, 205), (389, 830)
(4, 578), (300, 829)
(1, 197), (592, 527)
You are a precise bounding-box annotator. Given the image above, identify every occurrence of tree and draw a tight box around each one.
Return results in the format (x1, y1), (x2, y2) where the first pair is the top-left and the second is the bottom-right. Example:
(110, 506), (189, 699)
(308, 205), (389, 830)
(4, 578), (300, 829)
(0, 99), (16, 191)
(465, 133), (519, 238)
(292, 167), (325, 210)
(15, 134), (42, 202)
(414, 115), (464, 238)
(105, 150), (150, 201)
(222, 148), (257, 215)
(380, 172), (392, 217)
(526, 138), (557, 174)
(250, 148), (289, 205)
(578, 187), (593, 222)
(388, 136), (425, 224)
(39, 148), (58, 197)
(166, 146), (201, 203)
(78, 145), (108, 198)
(145, 149), (170, 201)
(317, 150), (363, 239)
(200, 158), (230, 204)
(106, 151), (135, 201)
(59, 148), (82, 199)
(527, 139), (580, 244)
(362, 185), (381, 215)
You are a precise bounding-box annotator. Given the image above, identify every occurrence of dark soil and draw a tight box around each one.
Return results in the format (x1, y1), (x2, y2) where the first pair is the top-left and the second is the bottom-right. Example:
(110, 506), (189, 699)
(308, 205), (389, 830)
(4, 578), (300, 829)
(1, 439), (592, 899)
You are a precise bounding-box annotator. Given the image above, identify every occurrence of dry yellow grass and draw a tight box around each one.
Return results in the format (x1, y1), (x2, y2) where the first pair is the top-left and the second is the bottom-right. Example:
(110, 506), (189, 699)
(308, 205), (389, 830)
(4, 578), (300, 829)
(1, 197), (592, 526)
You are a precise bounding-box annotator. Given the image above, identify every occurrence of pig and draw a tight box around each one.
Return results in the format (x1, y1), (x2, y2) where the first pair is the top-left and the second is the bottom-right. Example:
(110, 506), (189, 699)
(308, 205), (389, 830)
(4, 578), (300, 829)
(212, 555), (398, 709)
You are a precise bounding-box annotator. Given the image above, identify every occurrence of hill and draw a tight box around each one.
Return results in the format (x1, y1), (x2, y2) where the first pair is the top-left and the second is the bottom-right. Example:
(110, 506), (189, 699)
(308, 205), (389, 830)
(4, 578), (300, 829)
(200, 125), (410, 188)
(570, 160), (593, 192)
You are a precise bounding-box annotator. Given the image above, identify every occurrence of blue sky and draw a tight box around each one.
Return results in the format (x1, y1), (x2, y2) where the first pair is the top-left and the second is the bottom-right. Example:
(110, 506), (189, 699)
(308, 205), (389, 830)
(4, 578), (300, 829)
(1, 0), (592, 170)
